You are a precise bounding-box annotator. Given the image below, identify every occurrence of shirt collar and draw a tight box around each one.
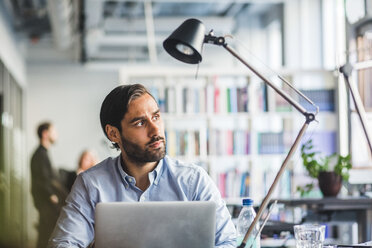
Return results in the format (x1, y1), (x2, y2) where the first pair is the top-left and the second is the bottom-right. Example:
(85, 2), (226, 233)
(151, 158), (165, 186)
(116, 155), (166, 187)
(116, 155), (130, 188)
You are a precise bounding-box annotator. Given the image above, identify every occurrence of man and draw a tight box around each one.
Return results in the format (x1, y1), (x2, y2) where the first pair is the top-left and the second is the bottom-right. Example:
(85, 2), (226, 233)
(49, 84), (236, 247)
(31, 122), (63, 248)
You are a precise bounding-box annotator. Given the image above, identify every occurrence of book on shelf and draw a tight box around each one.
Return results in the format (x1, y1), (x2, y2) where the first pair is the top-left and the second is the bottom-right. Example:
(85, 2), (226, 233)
(299, 89), (335, 112)
(175, 84), (183, 114)
(165, 130), (201, 157)
(274, 81), (293, 112)
(148, 85), (166, 113)
(240, 171), (251, 197)
(178, 131), (187, 156)
(257, 132), (285, 154)
(226, 87), (232, 113)
(275, 94), (293, 112)
(165, 87), (176, 113)
(233, 130), (250, 155)
(182, 87), (187, 113)
(301, 131), (337, 156)
(256, 84), (269, 112)
(237, 87), (249, 112)
(166, 130), (176, 157)
(194, 87), (203, 113)
(226, 130), (234, 155)
(213, 80), (221, 113)
(207, 129), (250, 156)
(355, 31), (372, 111)
(357, 33), (372, 62)
(182, 87), (196, 114)
(217, 169), (251, 198)
(355, 68), (372, 111)
(218, 173), (226, 198)
(206, 83), (215, 114)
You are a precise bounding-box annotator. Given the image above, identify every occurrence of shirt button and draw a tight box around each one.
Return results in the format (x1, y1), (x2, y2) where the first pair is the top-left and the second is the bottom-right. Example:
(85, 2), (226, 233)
(128, 178), (133, 183)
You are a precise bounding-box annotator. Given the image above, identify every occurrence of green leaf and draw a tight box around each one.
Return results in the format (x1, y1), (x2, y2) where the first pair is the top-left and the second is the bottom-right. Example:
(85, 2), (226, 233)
(300, 139), (352, 182)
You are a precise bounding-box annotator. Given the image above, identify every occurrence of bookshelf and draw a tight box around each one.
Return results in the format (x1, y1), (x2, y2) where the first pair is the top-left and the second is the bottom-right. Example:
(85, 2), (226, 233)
(120, 66), (338, 204)
(346, 13), (372, 167)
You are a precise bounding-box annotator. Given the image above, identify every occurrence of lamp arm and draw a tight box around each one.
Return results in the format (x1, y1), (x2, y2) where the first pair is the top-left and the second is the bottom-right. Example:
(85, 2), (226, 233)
(203, 35), (317, 248)
(339, 64), (372, 156)
(238, 120), (311, 248)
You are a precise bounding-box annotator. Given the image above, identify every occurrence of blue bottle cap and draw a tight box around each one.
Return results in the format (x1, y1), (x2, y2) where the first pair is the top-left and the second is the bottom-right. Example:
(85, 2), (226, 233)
(242, 198), (253, 206)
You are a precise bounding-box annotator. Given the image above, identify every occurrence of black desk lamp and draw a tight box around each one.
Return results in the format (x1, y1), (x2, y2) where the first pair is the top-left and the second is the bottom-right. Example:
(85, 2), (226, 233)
(163, 18), (318, 248)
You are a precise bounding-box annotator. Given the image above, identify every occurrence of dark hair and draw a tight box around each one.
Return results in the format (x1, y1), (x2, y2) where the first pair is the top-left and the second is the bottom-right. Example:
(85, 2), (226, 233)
(37, 122), (51, 139)
(100, 84), (155, 149)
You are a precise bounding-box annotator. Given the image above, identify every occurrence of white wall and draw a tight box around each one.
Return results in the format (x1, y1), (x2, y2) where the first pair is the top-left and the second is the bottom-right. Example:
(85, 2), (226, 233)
(27, 65), (120, 171)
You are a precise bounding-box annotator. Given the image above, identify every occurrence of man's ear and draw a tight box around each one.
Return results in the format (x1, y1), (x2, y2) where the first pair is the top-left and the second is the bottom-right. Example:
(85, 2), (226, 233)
(41, 129), (49, 140)
(105, 124), (121, 144)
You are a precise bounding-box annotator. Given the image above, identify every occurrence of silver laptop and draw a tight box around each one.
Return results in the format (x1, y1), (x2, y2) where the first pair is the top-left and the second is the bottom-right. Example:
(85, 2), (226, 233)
(94, 201), (216, 248)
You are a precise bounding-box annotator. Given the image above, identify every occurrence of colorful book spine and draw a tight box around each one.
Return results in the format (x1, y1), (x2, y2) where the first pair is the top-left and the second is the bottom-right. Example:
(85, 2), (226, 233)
(258, 132), (285, 154)
(208, 129), (250, 156)
(299, 89), (335, 112)
(301, 131), (336, 156)
(216, 170), (251, 198)
(229, 86), (238, 113)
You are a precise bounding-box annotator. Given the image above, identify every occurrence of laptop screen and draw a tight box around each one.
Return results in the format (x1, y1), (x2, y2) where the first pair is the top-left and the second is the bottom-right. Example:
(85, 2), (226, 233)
(94, 201), (216, 248)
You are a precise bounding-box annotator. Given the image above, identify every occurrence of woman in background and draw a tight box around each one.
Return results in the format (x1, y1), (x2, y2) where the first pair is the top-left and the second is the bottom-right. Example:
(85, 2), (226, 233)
(76, 150), (99, 175)
(61, 150), (99, 192)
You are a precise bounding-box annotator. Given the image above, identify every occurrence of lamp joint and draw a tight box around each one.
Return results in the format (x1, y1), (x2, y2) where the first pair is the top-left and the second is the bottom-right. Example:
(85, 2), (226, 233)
(204, 30), (225, 46)
(305, 113), (316, 124)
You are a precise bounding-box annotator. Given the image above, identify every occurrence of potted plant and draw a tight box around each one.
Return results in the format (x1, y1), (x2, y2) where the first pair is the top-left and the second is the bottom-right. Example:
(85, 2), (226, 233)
(297, 139), (352, 197)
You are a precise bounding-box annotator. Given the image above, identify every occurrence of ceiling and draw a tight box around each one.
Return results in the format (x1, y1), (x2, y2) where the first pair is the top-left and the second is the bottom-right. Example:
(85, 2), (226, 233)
(2, 0), (283, 65)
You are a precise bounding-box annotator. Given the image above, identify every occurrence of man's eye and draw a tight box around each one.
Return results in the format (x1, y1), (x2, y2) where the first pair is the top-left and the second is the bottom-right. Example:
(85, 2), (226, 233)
(135, 121), (144, 126)
(153, 115), (160, 121)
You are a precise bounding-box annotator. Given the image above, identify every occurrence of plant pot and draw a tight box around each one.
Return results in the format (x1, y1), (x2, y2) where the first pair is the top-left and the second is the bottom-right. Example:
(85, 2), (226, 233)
(317, 171), (342, 197)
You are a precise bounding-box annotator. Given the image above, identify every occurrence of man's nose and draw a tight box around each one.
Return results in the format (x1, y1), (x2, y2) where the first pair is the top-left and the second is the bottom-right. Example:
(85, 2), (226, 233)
(148, 120), (161, 137)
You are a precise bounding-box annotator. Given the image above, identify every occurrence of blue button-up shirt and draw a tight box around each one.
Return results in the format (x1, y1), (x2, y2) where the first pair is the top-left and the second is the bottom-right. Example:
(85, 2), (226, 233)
(49, 155), (236, 247)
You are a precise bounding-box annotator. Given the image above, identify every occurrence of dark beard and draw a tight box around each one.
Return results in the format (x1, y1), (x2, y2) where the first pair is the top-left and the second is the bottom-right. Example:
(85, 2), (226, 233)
(120, 135), (166, 163)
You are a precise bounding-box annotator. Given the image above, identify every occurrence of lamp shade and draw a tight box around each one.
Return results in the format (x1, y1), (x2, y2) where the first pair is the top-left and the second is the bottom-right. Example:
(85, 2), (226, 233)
(163, 18), (205, 64)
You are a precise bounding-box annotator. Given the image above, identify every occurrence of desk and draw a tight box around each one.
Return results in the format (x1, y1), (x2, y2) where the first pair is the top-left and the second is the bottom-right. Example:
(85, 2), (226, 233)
(272, 197), (372, 243)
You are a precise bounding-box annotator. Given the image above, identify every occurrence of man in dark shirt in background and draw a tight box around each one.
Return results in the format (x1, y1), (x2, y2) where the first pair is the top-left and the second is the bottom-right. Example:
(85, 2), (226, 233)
(31, 122), (63, 248)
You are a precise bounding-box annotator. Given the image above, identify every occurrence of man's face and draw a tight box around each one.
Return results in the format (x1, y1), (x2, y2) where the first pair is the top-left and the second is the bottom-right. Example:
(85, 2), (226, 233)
(119, 93), (166, 163)
(47, 125), (58, 144)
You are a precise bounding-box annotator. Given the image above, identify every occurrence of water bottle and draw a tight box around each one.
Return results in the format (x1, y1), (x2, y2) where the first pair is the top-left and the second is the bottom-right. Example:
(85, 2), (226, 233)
(237, 198), (260, 248)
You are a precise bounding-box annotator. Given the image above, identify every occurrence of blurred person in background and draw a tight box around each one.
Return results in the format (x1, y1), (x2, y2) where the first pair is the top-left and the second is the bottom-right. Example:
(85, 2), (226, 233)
(31, 121), (66, 248)
(60, 150), (99, 192)
(77, 150), (99, 175)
